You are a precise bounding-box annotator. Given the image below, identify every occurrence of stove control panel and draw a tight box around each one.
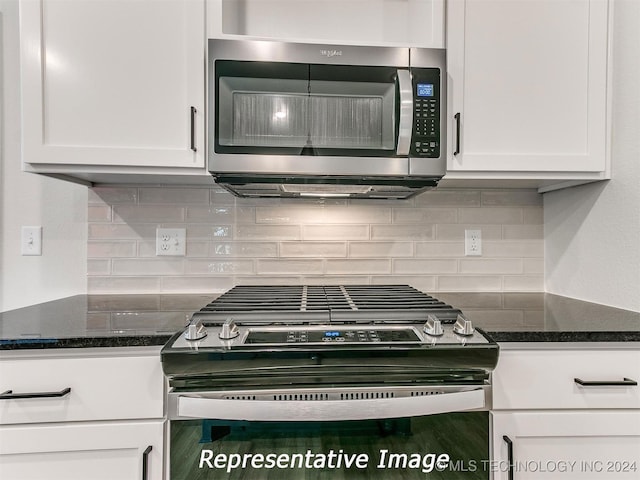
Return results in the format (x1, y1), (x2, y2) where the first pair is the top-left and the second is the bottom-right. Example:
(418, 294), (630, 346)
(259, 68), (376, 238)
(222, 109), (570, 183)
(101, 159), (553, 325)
(170, 322), (492, 349)
(245, 328), (419, 344)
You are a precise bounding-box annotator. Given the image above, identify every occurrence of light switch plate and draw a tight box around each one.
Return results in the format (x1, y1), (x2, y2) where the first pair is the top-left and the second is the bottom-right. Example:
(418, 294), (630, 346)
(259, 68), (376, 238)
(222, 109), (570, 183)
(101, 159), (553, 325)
(21, 226), (43, 256)
(156, 228), (186, 256)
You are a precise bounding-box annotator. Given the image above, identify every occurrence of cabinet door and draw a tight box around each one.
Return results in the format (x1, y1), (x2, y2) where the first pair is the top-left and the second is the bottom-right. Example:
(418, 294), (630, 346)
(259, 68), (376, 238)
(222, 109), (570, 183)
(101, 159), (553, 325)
(20, 0), (205, 169)
(0, 420), (164, 480)
(447, 0), (609, 173)
(492, 411), (640, 479)
(207, 0), (445, 47)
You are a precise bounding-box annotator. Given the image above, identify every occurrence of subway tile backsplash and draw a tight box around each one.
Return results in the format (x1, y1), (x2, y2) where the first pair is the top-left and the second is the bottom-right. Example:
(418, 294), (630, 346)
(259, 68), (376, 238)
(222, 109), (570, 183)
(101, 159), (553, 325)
(87, 186), (544, 294)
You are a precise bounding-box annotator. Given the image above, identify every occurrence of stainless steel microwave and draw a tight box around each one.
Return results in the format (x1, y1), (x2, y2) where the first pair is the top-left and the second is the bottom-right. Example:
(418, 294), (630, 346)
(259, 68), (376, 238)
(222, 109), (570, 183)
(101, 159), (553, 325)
(208, 39), (446, 199)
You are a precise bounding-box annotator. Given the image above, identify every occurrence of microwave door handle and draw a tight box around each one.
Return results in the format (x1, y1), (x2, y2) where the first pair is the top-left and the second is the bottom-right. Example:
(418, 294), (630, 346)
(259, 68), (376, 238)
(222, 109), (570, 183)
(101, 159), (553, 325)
(396, 69), (413, 156)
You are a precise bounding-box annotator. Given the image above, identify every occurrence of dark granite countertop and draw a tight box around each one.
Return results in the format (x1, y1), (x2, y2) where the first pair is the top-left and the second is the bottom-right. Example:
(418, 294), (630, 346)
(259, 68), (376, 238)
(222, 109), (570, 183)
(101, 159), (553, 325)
(436, 292), (640, 343)
(0, 294), (212, 350)
(1, 292), (638, 350)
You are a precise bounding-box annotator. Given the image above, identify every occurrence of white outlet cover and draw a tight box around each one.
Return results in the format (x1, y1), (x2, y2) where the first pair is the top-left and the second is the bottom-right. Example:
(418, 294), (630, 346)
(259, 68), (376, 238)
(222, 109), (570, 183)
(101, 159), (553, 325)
(464, 229), (482, 256)
(156, 228), (186, 256)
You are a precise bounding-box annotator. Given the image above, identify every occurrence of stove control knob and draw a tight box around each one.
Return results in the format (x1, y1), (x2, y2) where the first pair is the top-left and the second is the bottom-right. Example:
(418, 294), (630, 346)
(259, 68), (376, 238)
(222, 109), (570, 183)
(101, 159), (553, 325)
(423, 315), (444, 336)
(219, 318), (239, 340)
(184, 319), (208, 341)
(453, 314), (475, 336)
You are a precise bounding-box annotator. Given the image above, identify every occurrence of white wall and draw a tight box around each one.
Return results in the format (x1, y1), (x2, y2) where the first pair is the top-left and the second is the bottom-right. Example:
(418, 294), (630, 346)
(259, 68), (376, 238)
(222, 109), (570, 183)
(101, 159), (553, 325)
(0, 0), (87, 312)
(545, 0), (640, 312)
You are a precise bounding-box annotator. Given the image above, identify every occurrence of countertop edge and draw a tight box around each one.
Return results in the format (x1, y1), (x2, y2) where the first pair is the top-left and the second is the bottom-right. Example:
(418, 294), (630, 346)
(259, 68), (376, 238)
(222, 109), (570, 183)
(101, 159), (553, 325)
(1, 331), (639, 351)
(0, 335), (172, 351)
(487, 331), (640, 343)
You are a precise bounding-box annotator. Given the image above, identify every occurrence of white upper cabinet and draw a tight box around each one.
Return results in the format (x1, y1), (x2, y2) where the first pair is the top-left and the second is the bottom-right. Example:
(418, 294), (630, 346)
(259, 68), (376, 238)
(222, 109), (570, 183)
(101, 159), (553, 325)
(20, 0), (207, 183)
(445, 0), (611, 190)
(208, 0), (445, 47)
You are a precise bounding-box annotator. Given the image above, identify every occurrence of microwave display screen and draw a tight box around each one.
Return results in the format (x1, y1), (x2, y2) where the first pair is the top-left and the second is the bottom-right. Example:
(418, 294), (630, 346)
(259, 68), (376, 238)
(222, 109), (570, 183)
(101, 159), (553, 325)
(417, 83), (434, 97)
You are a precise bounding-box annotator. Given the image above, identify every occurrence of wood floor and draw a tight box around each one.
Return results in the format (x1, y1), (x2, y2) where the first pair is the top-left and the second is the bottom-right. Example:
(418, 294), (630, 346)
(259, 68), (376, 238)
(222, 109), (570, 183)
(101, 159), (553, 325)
(170, 412), (489, 479)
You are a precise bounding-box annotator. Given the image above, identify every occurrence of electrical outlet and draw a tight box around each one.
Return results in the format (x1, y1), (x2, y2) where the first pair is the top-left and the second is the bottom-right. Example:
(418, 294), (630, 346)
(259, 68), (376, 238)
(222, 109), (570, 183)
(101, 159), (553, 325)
(464, 229), (482, 256)
(21, 226), (43, 256)
(156, 228), (186, 256)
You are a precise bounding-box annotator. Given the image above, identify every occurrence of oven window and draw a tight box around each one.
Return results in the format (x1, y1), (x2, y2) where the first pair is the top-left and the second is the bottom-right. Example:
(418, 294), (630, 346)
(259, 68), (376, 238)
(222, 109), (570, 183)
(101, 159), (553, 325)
(170, 412), (489, 479)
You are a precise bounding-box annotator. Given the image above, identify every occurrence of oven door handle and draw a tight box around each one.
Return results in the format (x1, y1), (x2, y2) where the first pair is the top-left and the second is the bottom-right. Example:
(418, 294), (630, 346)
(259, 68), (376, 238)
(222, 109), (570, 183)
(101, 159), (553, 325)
(176, 388), (485, 422)
(396, 69), (413, 156)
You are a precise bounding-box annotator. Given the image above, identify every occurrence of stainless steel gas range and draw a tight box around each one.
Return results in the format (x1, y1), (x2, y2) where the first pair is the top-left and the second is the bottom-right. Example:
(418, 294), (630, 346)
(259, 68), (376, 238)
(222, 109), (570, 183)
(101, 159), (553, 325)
(162, 285), (498, 479)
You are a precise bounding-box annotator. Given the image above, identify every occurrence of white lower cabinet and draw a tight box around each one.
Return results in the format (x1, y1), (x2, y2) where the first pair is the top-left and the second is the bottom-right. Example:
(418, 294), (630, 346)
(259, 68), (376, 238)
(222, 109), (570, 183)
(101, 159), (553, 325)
(491, 347), (640, 479)
(0, 354), (163, 424)
(0, 348), (165, 480)
(492, 349), (640, 410)
(0, 420), (163, 480)
(492, 411), (640, 479)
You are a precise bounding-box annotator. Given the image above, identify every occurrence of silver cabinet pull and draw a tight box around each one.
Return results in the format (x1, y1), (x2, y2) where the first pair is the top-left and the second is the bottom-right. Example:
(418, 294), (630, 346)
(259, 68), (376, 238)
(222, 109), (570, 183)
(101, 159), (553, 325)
(0, 387), (71, 400)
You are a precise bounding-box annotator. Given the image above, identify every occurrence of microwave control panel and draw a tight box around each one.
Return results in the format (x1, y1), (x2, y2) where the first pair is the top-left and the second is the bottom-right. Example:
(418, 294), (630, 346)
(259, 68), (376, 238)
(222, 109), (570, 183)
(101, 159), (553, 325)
(411, 68), (440, 158)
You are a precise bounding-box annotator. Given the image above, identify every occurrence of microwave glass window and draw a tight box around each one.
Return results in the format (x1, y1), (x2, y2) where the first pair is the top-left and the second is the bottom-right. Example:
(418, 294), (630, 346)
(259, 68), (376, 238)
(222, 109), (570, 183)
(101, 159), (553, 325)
(232, 93), (308, 147)
(218, 77), (309, 148)
(218, 75), (396, 152)
(309, 95), (383, 148)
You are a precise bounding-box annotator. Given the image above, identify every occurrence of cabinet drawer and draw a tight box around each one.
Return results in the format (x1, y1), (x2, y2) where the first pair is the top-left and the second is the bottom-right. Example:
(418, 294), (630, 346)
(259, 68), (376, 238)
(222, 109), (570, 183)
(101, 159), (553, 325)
(0, 420), (164, 480)
(493, 349), (640, 410)
(0, 353), (164, 425)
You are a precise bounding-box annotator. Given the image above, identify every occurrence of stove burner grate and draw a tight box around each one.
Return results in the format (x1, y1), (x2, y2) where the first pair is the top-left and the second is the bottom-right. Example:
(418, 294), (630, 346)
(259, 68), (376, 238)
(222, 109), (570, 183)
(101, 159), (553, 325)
(195, 284), (459, 324)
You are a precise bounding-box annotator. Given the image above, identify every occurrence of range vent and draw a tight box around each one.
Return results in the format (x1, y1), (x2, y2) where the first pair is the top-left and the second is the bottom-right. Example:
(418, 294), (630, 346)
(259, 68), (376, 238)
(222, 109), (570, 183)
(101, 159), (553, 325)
(223, 395), (257, 400)
(340, 391), (395, 400)
(410, 390), (443, 397)
(217, 388), (453, 402)
(273, 393), (330, 401)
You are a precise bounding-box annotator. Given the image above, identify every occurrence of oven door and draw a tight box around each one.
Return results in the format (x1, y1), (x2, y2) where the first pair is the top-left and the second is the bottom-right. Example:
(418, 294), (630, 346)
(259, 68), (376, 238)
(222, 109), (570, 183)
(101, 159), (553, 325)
(168, 386), (490, 479)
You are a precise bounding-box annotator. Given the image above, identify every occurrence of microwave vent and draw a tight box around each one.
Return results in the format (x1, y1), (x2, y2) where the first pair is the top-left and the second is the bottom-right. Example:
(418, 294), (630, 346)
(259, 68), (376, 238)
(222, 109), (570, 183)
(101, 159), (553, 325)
(281, 185), (373, 196)
(213, 175), (440, 200)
